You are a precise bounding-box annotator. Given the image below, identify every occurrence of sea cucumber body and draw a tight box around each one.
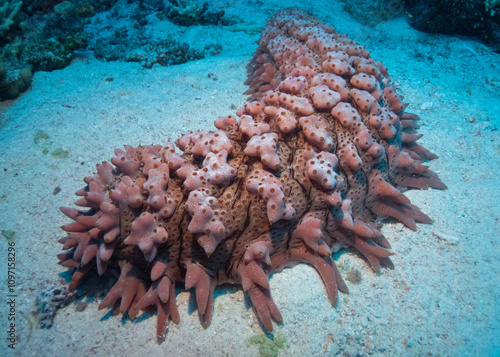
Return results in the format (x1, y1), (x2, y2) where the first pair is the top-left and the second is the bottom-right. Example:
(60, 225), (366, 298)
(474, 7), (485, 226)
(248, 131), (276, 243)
(58, 8), (445, 341)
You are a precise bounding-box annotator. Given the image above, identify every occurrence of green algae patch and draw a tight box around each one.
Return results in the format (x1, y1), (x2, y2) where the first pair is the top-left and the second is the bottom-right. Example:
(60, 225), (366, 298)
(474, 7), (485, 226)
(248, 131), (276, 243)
(33, 131), (69, 159)
(247, 333), (287, 357)
(51, 148), (69, 159)
(1, 230), (16, 241)
(34, 130), (50, 144)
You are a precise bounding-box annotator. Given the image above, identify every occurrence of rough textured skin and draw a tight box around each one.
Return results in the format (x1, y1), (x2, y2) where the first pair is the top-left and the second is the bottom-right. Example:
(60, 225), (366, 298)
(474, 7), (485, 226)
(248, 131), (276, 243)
(57, 9), (446, 342)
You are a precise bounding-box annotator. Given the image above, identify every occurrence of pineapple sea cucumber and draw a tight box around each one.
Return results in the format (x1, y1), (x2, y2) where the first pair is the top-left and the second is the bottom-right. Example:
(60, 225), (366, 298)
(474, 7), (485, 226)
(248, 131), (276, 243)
(57, 8), (446, 342)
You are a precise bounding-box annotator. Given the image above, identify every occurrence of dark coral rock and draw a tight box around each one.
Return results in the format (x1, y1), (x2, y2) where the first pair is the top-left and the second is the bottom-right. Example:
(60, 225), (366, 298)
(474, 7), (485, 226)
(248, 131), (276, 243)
(0, 3), (89, 100)
(76, 3), (96, 18)
(404, 0), (500, 50)
(0, 64), (32, 100)
(343, 0), (406, 26)
(164, 0), (234, 26)
(23, 0), (117, 16)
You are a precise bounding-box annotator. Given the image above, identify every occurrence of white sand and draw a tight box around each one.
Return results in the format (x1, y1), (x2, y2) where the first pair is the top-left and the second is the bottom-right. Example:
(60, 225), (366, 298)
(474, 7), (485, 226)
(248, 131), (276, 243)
(0, 1), (499, 356)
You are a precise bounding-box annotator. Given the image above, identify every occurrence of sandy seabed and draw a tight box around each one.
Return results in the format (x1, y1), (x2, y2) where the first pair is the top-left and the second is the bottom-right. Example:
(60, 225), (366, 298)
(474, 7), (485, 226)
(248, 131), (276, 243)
(0, 1), (499, 356)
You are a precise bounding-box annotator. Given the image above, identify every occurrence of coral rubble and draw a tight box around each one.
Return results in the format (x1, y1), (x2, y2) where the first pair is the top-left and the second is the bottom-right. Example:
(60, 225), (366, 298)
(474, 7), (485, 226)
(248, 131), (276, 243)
(57, 8), (446, 342)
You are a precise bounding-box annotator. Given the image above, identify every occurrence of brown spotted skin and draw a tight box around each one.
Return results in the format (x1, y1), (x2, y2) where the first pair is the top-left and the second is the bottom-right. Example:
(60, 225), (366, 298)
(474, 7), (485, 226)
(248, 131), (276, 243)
(57, 8), (446, 342)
